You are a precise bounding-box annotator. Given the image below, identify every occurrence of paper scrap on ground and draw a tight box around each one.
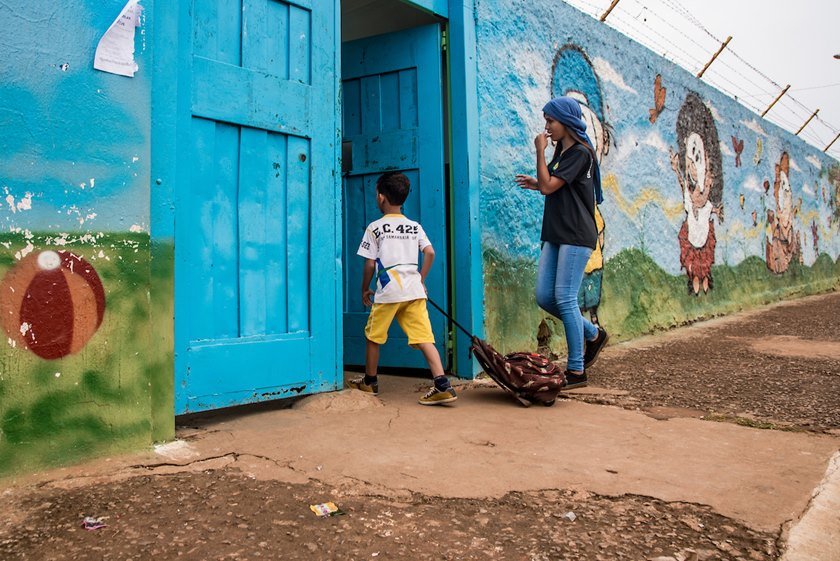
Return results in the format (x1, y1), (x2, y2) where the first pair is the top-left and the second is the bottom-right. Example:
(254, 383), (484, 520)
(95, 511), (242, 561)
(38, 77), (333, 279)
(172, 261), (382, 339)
(309, 502), (344, 517)
(93, 0), (142, 77)
(81, 516), (107, 531)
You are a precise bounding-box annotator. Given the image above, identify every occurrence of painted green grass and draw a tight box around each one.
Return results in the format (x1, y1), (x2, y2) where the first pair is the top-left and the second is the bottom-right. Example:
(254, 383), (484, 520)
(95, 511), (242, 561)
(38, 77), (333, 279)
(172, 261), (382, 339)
(484, 246), (840, 355)
(0, 232), (165, 477)
(150, 241), (174, 443)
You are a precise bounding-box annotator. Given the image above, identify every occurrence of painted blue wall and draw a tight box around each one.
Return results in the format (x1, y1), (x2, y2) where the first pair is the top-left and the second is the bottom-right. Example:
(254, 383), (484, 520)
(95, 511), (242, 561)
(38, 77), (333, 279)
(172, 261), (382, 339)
(0, 1), (151, 233)
(474, 0), (840, 351)
(0, 1), (157, 476)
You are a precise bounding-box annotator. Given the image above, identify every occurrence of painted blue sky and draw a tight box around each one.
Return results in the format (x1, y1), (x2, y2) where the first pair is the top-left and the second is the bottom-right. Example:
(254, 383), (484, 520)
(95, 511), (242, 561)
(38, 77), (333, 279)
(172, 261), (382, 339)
(0, 1), (150, 233)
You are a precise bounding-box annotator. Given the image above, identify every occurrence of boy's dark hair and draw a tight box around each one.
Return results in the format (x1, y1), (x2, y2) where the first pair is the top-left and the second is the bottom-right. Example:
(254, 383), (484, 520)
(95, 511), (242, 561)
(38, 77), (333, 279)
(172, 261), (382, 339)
(376, 172), (410, 206)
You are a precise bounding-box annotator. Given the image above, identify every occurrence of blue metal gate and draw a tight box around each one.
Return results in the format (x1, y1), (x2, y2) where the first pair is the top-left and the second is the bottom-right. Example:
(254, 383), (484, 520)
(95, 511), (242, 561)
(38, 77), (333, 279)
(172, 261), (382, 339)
(174, 0), (339, 413)
(341, 24), (447, 369)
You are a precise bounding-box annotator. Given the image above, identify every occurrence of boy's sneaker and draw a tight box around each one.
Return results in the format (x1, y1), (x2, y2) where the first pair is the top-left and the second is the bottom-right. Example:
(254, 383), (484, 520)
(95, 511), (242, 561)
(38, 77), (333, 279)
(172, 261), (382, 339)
(561, 370), (588, 390)
(583, 327), (609, 370)
(347, 376), (379, 395)
(418, 386), (458, 406)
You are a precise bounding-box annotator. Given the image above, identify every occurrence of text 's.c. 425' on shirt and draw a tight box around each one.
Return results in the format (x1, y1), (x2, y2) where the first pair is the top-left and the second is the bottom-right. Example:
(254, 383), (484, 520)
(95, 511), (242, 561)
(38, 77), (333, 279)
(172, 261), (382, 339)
(357, 214), (431, 304)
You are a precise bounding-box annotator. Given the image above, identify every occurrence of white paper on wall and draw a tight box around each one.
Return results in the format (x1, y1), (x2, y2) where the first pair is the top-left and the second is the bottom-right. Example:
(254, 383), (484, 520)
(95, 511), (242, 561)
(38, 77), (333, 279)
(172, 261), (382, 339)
(93, 1), (142, 77)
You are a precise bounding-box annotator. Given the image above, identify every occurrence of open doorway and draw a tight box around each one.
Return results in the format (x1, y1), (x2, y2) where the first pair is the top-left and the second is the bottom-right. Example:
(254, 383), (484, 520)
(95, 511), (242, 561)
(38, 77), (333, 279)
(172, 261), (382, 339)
(340, 0), (451, 374)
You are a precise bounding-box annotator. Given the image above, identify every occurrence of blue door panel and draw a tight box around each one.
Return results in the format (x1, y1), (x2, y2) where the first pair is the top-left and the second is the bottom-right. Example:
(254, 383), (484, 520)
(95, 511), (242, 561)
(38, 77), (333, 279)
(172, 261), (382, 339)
(190, 118), (240, 341)
(191, 58), (312, 135)
(175, 0), (338, 414)
(341, 25), (447, 370)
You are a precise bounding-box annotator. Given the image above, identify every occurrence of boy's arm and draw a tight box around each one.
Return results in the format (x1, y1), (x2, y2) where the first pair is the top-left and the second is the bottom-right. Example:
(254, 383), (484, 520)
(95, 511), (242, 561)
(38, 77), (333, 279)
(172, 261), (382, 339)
(419, 245), (435, 287)
(361, 259), (375, 307)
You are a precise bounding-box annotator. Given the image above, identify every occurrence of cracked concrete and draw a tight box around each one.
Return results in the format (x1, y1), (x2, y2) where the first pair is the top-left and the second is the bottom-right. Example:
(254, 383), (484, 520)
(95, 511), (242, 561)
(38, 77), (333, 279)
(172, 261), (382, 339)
(8, 375), (837, 541)
(782, 451), (840, 561)
(2, 294), (838, 559)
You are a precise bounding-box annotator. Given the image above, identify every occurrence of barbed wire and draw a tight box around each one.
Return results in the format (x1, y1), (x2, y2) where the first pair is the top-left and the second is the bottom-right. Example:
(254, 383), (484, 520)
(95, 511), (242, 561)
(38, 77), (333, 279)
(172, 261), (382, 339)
(559, 0), (840, 158)
(792, 82), (840, 92)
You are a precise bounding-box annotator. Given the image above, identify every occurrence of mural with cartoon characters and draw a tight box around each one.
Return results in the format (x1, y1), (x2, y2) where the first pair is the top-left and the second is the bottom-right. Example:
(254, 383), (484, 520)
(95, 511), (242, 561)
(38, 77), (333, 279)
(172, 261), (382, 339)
(670, 92), (724, 295)
(476, 0), (840, 353)
(765, 152), (801, 274)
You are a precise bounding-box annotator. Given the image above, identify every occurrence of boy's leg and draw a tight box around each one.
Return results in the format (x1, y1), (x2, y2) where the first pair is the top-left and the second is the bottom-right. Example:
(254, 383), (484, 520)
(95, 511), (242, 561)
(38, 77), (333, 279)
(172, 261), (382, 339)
(416, 342), (444, 377)
(395, 300), (457, 405)
(348, 303), (397, 395)
(416, 341), (457, 405)
(365, 339), (380, 378)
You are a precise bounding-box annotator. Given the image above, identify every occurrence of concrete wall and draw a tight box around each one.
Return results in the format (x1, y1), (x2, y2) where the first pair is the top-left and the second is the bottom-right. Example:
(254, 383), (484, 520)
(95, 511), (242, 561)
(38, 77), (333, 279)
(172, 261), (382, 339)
(475, 0), (840, 353)
(0, 1), (162, 476)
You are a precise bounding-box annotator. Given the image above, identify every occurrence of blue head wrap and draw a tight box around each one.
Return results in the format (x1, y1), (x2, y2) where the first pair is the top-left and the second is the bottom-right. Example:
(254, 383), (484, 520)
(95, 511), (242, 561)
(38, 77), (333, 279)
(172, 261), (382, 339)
(542, 96), (604, 205)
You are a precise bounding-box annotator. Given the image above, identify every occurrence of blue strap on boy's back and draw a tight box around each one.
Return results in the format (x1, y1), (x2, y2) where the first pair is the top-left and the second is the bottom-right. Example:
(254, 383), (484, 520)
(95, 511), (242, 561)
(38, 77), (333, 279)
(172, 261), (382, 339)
(375, 258), (390, 288)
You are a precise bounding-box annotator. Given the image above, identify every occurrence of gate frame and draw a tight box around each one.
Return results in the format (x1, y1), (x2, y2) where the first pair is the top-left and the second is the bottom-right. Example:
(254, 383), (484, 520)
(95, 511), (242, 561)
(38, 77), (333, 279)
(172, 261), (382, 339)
(385, 0), (484, 378)
(150, 0), (481, 425)
(151, 0), (344, 421)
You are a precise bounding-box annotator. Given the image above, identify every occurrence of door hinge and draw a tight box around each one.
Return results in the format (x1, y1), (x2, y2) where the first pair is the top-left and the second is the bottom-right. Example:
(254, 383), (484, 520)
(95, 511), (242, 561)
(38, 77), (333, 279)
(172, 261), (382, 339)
(441, 29), (448, 52)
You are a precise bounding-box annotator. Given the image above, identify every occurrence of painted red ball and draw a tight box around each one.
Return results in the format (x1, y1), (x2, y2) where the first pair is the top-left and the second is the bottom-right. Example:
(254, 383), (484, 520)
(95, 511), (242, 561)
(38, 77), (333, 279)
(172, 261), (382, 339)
(0, 250), (106, 360)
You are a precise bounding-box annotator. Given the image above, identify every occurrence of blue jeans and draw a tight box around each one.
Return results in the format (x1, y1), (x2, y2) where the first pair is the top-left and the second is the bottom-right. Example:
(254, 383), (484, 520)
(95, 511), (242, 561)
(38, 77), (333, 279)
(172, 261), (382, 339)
(536, 242), (599, 372)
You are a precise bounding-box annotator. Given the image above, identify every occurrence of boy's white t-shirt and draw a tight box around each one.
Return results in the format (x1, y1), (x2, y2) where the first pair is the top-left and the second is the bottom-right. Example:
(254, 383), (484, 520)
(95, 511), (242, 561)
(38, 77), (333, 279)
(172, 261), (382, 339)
(357, 214), (431, 304)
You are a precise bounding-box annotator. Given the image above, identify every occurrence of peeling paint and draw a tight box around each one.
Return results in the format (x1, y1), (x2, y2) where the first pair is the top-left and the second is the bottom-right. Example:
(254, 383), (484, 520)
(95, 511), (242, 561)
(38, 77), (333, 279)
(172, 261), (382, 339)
(14, 243), (35, 260)
(0, 2), (157, 476)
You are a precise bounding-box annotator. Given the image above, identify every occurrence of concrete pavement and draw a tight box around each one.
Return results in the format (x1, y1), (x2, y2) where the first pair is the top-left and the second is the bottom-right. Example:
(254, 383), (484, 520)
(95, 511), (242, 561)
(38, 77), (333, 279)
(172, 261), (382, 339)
(15, 375), (837, 559)
(3, 295), (839, 559)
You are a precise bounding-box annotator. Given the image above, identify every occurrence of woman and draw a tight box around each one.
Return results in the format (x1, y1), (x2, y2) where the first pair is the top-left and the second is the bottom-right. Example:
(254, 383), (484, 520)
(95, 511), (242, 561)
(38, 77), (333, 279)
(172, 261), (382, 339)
(515, 96), (608, 388)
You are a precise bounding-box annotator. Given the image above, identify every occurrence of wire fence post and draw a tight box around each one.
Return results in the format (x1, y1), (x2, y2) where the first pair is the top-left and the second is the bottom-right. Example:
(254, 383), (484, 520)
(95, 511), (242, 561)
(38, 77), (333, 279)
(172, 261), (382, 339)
(825, 132), (840, 153)
(697, 35), (731, 78)
(761, 84), (790, 118)
(564, 1), (840, 157)
(599, 0), (621, 22)
(795, 109), (820, 136)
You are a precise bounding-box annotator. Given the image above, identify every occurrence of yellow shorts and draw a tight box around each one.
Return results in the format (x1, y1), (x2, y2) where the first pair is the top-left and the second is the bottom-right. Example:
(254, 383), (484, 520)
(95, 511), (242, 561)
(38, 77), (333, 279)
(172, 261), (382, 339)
(365, 299), (435, 346)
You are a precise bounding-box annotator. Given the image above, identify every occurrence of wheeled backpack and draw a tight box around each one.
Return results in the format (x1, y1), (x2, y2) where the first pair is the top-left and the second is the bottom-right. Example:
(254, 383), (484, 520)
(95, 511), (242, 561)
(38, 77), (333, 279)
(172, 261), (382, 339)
(427, 300), (566, 407)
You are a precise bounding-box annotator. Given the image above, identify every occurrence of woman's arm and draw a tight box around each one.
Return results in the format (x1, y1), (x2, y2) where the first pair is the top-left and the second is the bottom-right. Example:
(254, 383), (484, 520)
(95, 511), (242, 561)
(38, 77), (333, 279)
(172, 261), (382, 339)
(534, 132), (566, 195)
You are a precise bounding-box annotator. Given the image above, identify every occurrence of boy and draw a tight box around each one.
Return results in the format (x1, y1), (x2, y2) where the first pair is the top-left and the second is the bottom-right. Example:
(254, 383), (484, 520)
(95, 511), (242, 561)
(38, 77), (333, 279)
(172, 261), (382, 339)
(348, 172), (457, 405)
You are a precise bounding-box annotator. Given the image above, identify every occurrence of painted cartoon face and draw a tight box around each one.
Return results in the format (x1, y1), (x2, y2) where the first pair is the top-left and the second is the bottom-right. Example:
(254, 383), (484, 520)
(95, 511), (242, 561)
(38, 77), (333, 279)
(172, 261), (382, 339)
(778, 170), (793, 219)
(579, 104), (606, 163)
(685, 132), (711, 207)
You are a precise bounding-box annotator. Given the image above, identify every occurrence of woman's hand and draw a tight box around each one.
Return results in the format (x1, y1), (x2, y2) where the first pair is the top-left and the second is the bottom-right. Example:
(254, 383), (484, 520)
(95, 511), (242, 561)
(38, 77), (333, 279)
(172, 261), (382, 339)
(534, 131), (550, 152)
(515, 174), (538, 190)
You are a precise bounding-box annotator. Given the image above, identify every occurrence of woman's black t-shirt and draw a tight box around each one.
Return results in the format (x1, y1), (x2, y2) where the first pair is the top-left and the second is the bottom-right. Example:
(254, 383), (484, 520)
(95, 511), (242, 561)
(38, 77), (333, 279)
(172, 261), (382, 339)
(540, 143), (598, 249)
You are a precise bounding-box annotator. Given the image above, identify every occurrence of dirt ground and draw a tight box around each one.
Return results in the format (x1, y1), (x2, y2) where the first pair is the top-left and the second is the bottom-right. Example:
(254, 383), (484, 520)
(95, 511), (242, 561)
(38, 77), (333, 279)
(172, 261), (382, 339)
(578, 292), (840, 433)
(1, 471), (777, 561)
(1, 292), (838, 561)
